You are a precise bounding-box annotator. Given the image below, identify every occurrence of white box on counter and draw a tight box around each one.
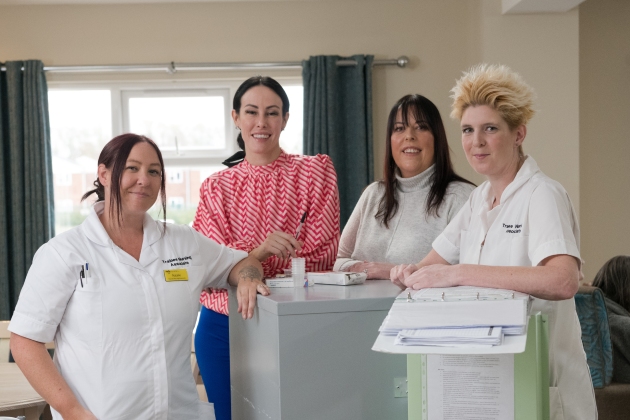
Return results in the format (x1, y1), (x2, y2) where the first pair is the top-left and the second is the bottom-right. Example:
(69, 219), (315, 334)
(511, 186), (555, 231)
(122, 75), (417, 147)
(266, 276), (314, 288)
(307, 272), (367, 286)
(266, 277), (294, 288)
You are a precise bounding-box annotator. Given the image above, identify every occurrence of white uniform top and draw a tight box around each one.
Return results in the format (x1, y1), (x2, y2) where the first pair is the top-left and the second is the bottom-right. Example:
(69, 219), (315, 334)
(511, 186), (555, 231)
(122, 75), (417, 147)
(9, 202), (247, 420)
(432, 156), (596, 420)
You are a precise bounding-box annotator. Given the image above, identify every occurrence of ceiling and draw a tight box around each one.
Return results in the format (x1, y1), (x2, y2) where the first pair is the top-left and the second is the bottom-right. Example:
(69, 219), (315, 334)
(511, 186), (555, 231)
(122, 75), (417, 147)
(0, 0), (586, 13)
(1, 0), (302, 4)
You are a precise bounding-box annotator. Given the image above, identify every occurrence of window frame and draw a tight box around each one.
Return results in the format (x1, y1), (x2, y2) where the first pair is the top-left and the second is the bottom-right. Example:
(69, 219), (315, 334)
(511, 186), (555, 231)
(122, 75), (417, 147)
(120, 87), (233, 163)
(47, 76), (303, 168)
(47, 75), (303, 231)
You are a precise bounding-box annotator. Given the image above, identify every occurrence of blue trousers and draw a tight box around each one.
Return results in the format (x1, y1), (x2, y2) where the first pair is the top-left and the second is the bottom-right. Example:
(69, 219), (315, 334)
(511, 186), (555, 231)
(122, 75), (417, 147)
(195, 306), (231, 420)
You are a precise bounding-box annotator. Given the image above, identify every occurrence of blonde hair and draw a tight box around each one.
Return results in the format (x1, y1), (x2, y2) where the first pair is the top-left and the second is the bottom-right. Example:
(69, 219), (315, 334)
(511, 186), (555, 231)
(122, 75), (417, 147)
(450, 64), (536, 129)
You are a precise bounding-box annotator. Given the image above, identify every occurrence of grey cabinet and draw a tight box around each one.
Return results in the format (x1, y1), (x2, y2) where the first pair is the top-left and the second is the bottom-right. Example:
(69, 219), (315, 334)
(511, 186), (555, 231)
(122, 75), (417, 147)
(229, 281), (407, 420)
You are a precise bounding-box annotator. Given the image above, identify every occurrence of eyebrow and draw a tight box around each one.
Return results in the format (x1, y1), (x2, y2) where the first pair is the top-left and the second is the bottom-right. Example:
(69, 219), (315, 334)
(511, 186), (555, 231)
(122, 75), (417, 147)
(395, 119), (426, 124)
(461, 121), (499, 126)
(128, 159), (161, 167)
(243, 104), (281, 110)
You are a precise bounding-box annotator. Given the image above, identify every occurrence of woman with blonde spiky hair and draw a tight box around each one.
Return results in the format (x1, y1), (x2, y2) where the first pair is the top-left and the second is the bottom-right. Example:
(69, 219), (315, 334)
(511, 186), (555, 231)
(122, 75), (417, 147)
(391, 64), (596, 420)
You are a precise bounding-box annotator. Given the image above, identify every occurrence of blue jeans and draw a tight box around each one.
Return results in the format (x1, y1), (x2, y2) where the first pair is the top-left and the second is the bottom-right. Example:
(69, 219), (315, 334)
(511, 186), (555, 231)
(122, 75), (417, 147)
(195, 306), (231, 420)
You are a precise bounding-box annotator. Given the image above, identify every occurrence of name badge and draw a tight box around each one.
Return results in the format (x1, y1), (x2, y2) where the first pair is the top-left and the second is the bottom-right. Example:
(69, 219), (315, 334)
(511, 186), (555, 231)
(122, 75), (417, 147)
(164, 269), (189, 282)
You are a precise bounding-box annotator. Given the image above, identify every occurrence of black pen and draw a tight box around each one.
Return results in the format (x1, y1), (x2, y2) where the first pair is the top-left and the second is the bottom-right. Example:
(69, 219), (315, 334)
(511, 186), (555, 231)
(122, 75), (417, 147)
(294, 212), (308, 240)
(79, 266), (84, 288)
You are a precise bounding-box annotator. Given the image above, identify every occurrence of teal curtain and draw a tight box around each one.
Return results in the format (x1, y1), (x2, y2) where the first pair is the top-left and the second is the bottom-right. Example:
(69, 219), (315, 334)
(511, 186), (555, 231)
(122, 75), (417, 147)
(0, 60), (54, 319)
(302, 55), (374, 229)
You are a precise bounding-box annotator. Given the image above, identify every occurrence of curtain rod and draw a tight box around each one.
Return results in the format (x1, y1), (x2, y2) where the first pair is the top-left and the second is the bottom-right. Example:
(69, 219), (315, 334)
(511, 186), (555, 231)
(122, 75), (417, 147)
(0, 56), (409, 73)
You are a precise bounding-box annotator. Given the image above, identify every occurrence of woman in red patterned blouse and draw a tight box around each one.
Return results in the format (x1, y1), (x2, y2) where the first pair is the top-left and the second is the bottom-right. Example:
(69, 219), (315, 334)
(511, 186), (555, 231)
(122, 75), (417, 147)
(192, 76), (340, 420)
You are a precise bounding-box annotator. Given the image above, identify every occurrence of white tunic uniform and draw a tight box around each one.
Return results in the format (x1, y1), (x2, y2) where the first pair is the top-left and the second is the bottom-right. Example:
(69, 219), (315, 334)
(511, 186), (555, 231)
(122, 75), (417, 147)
(432, 156), (596, 420)
(9, 202), (247, 420)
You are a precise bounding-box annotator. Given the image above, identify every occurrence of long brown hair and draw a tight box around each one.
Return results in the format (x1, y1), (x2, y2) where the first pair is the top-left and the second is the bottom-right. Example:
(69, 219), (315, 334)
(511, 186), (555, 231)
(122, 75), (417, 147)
(593, 255), (630, 313)
(81, 133), (167, 227)
(376, 94), (474, 228)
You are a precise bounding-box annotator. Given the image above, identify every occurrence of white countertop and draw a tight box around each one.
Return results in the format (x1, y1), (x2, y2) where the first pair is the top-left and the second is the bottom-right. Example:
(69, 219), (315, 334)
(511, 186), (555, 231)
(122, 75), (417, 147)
(256, 279), (402, 315)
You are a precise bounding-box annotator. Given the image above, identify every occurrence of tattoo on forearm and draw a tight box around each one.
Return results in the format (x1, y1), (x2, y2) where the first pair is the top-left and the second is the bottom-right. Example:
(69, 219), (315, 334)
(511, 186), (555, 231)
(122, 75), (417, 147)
(238, 265), (262, 283)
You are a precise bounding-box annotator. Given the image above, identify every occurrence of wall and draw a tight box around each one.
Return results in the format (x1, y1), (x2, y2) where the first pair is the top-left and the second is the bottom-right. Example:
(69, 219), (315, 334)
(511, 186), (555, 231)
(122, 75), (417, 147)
(0, 0), (474, 183)
(477, 0), (580, 207)
(1, 0), (585, 255)
(0, 0), (580, 188)
(579, 0), (630, 282)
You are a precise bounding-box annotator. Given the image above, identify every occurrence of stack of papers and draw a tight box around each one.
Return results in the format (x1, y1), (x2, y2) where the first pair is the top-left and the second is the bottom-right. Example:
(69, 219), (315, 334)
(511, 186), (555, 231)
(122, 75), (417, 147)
(379, 316), (525, 336)
(394, 326), (503, 348)
(379, 286), (532, 348)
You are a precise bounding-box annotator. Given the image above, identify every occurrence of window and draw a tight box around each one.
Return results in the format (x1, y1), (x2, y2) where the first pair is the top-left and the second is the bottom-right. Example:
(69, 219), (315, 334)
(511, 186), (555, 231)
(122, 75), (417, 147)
(168, 197), (185, 209)
(57, 199), (74, 213)
(48, 79), (303, 234)
(55, 173), (73, 187)
(280, 86), (304, 155)
(123, 89), (231, 158)
(167, 169), (184, 184)
(49, 89), (112, 232)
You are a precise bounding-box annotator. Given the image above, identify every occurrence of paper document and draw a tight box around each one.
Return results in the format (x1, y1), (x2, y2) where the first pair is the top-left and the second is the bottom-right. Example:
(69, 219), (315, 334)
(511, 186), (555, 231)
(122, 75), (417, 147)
(395, 326), (503, 347)
(427, 354), (514, 420)
(382, 286), (531, 331)
(407, 286), (525, 301)
(379, 315), (525, 337)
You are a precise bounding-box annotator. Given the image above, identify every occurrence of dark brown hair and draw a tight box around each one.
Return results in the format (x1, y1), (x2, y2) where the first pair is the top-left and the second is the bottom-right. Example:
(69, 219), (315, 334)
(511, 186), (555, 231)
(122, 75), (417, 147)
(376, 94), (474, 228)
(81, 133), (166, 226)
(592, 255), (630, 313)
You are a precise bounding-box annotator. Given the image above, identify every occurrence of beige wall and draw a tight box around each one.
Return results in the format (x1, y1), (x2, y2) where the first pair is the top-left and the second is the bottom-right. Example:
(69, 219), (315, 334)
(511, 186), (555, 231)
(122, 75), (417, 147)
(1, 0), (587, 260)
(579, 0), (630, 282)
(0, 0), (476, 182)
(0, 0), (579, 187)
(477, 1), (580, 207)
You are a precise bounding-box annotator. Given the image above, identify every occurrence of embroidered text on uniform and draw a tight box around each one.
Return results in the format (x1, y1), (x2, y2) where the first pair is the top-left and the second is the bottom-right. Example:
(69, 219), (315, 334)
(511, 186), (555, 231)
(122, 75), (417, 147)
(162, 256), (192, 266)
(503, 223), (522, 233)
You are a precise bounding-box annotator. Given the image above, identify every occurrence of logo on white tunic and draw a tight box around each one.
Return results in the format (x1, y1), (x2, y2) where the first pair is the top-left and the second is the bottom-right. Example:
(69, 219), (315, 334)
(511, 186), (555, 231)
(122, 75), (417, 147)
(503, 223), (522, 234)
(162, 256), (192, 267)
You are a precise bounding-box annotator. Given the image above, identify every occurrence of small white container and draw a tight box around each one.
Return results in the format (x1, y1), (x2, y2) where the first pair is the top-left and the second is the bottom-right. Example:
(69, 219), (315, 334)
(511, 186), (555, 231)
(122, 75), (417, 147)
(292, 257), (306, 288)
(307, 271), (367, 286)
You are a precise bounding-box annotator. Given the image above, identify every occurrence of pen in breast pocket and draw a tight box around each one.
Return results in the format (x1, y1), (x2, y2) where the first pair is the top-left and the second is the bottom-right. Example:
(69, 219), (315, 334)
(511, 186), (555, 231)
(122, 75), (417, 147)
(294, 212), (308, 240)
(79, 262), (90, 288)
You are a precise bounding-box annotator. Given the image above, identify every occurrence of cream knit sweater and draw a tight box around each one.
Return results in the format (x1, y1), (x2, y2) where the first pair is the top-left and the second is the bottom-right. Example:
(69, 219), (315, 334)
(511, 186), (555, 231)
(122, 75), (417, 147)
(334, 165), (474, 271)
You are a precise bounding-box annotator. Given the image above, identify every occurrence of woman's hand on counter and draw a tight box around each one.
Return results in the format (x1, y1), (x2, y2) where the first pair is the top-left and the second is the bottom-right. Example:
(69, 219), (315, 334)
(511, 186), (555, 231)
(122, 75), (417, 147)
(389, 264), (419, 289)
(348, 261), (395, 280)
(228, 256), (270, 319)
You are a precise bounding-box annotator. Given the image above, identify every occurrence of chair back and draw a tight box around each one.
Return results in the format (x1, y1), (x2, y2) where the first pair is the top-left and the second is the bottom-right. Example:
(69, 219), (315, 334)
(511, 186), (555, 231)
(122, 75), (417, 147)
(574, 285), (614, 388)
(0, 321), (10, 363)
(0, 321), (55, 363)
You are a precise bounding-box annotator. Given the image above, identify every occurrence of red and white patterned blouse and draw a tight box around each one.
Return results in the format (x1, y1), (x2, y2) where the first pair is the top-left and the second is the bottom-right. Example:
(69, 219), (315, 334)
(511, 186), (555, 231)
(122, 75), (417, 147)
(193, 151), (340, 315)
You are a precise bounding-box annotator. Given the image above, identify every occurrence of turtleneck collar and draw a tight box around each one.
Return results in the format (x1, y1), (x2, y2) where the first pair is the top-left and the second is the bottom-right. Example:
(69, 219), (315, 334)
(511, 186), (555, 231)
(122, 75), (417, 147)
(395, 164), (435, 193)
(239, 150), (289, 175)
